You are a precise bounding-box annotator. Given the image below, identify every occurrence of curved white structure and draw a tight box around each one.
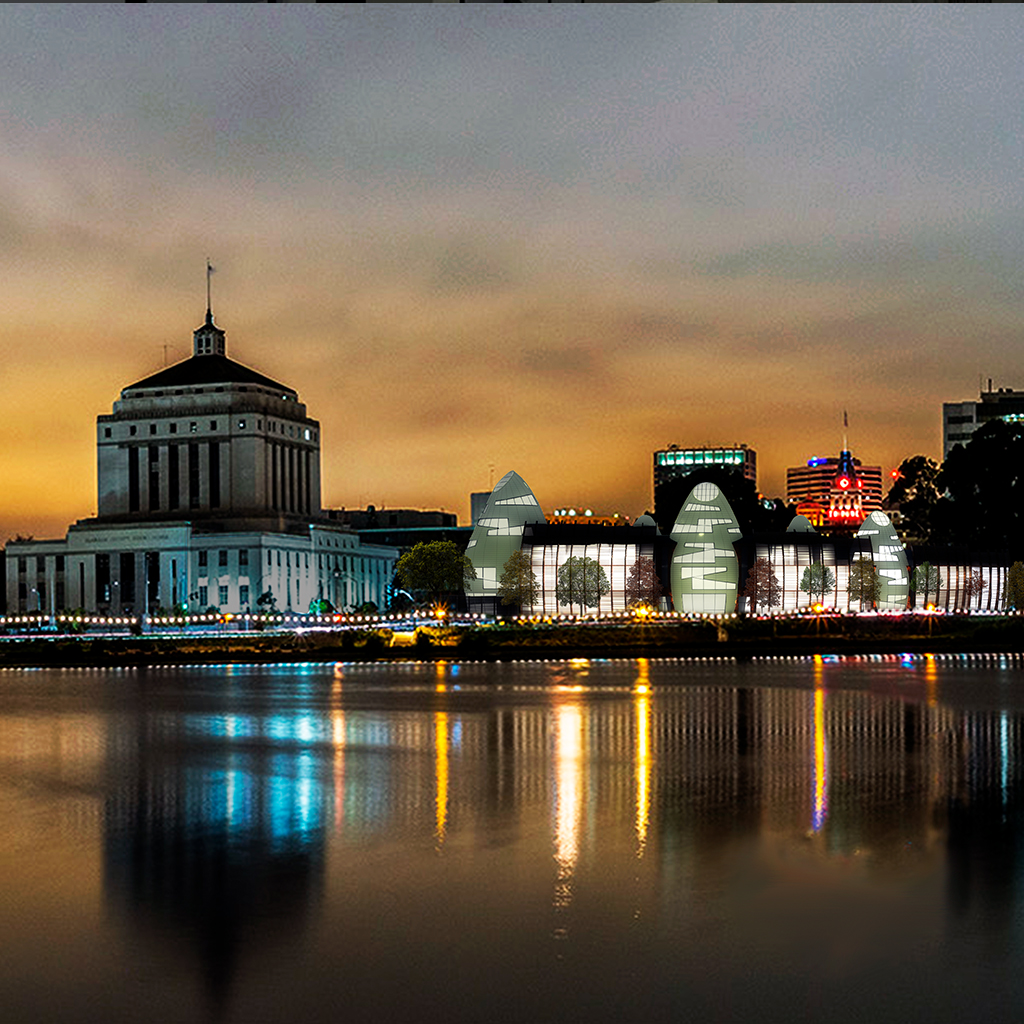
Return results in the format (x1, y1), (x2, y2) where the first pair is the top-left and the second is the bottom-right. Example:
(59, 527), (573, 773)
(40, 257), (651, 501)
(669, 481), (742, 614)
(465, 471), (546, 602)
(855, 511), (909, 610)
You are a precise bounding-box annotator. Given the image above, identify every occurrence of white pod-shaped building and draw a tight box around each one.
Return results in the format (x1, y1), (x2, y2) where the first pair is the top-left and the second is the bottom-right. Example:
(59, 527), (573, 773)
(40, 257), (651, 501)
(669, 481), (742, 614)
(465, 471), (546, 606)
(855, 511), (909, 610)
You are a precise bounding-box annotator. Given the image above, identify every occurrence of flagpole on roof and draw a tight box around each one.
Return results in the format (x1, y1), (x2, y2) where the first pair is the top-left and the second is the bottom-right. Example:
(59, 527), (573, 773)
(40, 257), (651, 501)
(206, 259), (215, 319)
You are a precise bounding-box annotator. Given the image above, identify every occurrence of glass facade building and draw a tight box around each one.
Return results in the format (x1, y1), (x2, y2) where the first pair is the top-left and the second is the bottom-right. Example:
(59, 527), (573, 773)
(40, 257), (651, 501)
(653, 444), (757, 492)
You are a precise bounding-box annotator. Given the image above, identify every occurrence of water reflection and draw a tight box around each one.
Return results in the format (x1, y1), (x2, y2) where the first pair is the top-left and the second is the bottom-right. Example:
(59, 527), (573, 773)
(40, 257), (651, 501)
(812, 658), (829, 833)
(634, 658), (651, 857)
(102, 706), (328, 1013)
(553, 695), (583, 913)
(4, 658), (1024, 1021)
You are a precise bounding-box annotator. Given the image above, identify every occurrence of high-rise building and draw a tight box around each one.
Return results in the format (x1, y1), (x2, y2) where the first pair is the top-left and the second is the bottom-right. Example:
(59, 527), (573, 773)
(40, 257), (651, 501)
(470, 491), (491, 528)
(943, 384), (1024, 459)
(6, 307), (397, 616)
(786, 452), (883, 531)
(653, 444), (757, 493)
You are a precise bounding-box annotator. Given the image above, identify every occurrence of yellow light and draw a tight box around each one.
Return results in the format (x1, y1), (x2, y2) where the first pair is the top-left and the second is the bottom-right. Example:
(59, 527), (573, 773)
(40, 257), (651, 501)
(635, 658), (651, 857)
(435, 710), (449, 843)
(813, 686), (828, 832)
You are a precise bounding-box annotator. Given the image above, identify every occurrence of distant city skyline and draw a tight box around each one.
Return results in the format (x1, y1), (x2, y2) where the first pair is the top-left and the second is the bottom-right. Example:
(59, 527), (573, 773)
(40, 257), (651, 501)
(3, 5), (1022, 538)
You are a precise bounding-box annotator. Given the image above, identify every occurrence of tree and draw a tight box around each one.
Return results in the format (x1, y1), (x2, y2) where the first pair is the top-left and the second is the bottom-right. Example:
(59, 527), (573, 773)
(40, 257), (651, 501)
(886, 456), (942, 544)
(624, 556), (663, 609)
(740, 557), (781, 614)
(395, 541), (476, 603)
(1006, 562), (1024, 611)
(962, 570), (987, 609)
(911, 561), (941, 608)
(847, 555), (881, 610)
(799, 564), (836, 605)
(256, 589), (278, 614)
(555, 556), (610, 615)
(938, 420), (1024, 551)
(497, 550), (540, 612)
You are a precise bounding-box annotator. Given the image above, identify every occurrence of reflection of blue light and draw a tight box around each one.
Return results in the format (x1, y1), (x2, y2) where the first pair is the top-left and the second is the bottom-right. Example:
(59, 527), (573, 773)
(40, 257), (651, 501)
(450, 665), (460, 677)
(451, 721), (463, 748)
(226, 767), (252, 833)
(265, 714), (327, 745)
(1001, 712), (1009, 806)
(186, 713), (261, 739)
(267, 751), (322, 850)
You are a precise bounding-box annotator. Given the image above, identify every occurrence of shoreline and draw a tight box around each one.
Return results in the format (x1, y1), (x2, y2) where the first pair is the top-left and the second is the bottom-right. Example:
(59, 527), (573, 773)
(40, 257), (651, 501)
(1, 616), (1022, 667)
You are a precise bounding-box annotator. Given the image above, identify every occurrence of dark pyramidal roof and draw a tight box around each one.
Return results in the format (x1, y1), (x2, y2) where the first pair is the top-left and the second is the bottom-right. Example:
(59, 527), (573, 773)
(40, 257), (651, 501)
(124, 355), (294, 394)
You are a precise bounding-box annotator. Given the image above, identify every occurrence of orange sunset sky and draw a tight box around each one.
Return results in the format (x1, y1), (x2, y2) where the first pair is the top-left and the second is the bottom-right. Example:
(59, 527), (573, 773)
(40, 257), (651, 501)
(3, 4), (1024, 540)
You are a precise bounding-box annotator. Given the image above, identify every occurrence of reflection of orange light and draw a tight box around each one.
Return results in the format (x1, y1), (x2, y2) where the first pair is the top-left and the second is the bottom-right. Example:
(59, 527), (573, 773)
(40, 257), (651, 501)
(635, 657), (651, 856)
(924, 653), (938, 707)
(813, 686), (828, 831)
(554, 701), (584, 905)
(435, 711), (448, 843)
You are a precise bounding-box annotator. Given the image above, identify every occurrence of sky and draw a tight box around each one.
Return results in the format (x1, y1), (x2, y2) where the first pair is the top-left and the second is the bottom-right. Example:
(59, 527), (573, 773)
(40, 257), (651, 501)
(3, 3), (1024, 539)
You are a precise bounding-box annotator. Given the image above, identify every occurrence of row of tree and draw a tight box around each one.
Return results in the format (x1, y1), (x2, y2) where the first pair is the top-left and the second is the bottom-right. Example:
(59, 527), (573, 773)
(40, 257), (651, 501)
(392, 539), (1024, 616)
(740, 556), (1024, 611)
(392, 540), (665, 614)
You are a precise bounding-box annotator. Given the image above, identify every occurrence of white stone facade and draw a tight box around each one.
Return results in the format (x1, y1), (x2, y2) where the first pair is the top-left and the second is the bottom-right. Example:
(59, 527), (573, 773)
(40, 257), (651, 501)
(6, 312), (396, 616)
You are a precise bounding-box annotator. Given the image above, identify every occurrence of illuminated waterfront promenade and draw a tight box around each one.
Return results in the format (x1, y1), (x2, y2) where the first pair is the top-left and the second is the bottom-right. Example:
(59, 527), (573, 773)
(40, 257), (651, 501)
(0, 607), (1022, 666)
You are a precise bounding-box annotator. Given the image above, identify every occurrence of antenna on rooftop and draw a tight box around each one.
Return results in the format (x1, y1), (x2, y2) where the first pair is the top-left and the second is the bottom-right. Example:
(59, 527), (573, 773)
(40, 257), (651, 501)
(842, 409), (849, 451)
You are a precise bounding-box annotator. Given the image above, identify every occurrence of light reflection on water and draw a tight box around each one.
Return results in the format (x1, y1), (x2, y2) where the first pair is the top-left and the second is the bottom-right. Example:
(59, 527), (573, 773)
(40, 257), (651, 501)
(1, 657), (1024, 1022)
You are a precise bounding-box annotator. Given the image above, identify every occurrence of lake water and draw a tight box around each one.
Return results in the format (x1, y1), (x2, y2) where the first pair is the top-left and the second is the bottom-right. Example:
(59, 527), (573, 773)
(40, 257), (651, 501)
(2, 654), (1024, 1023)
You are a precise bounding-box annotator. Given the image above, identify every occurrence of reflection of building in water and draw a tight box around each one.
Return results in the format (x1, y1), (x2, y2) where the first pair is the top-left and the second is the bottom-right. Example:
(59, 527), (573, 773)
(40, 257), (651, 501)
(946, 708), (1024, 948)
(90, 660), (1024, 1009)
(103, 710), (330, 1012)
(637, 675), (964, 872)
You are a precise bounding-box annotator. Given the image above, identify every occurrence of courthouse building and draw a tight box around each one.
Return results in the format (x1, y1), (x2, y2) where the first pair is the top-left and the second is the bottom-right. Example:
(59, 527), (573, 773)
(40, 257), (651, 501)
(6, 309), (396, 616)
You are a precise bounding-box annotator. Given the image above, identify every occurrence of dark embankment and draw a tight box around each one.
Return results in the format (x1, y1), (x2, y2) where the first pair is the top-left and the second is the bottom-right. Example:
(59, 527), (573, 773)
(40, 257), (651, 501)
(1, 613), (1022, 667)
